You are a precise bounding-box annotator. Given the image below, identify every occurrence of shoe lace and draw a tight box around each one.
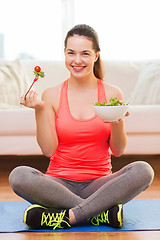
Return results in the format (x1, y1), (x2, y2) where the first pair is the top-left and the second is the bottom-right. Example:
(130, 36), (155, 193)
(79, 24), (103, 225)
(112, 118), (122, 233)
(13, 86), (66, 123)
(41, 210), (71, 229)
(91, 211), (109, 226)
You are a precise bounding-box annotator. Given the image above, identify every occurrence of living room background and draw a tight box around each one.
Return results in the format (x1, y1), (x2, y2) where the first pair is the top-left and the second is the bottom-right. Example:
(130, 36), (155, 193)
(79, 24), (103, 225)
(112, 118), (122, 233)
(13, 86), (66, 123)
(0, 0), (160, 61)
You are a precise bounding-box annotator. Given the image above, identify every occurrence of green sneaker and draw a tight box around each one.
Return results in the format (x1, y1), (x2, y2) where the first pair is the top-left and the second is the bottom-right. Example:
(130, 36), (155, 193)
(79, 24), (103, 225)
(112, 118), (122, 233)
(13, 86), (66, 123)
(90, 204), (123, 228)
(23, 204), (71, 230)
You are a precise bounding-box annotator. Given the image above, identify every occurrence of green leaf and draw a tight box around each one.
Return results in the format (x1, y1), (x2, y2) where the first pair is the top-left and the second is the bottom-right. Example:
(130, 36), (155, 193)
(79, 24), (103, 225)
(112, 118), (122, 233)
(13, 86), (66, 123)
(33, 71), (45, 78)
(93, 98), (122, 106)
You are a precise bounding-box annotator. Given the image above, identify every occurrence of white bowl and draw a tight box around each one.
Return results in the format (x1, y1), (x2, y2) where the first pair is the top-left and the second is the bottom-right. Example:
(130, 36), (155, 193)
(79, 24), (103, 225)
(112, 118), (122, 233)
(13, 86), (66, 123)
(93, 104), (129, 122)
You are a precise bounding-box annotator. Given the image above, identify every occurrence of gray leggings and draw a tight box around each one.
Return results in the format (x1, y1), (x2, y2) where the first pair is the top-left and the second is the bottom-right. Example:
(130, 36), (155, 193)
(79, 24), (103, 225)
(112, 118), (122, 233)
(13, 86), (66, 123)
(9, 161), (154, 223)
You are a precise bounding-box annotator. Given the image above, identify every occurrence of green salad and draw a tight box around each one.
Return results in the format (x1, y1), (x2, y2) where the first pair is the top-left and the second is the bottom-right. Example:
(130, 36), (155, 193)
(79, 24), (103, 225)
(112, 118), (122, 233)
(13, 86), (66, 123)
(93, 98), (127, 106)
(33, 70), (45, 78)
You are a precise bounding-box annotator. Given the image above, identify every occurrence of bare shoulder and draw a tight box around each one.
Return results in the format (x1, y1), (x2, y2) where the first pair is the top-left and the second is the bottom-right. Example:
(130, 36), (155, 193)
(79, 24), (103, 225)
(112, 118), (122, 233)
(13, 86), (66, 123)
(42, 83), (62, 100)
(103, 82), (124, 101)
(42, 83), (63, 112)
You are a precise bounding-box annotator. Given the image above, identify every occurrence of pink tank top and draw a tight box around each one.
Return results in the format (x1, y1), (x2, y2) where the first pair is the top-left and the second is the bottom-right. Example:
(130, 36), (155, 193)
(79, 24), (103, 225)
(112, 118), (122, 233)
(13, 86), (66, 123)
(46, 79), (112, 181)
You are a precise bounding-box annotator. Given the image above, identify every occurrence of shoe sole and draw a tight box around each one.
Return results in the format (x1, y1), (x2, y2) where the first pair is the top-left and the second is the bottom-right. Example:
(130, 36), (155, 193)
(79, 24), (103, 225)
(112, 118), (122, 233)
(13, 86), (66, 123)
(117, 204), (123, 228)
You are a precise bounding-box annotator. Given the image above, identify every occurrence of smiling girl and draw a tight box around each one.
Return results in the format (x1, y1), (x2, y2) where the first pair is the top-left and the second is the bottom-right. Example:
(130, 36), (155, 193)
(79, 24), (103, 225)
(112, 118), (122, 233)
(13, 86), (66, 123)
(9, 24), (154, 230)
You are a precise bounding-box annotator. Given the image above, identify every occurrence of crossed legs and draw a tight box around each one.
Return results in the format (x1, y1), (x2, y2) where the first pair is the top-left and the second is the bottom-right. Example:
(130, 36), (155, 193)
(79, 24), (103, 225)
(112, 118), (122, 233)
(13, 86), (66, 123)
(9, 161), (154, 225)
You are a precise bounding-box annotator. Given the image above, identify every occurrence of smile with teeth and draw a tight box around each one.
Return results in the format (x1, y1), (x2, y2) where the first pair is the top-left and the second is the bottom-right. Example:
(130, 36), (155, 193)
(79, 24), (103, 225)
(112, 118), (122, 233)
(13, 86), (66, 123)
(72, 66), (86, 71)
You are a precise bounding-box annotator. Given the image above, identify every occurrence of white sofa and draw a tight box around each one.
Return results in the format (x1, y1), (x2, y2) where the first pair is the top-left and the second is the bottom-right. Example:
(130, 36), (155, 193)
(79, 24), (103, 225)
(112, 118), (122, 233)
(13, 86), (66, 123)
(0, 59), (160, 155)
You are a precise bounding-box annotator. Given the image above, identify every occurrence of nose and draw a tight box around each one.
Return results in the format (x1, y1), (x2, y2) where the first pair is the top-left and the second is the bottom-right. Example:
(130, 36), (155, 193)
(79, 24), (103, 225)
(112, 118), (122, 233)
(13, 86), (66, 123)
(74, 54), (82, 64)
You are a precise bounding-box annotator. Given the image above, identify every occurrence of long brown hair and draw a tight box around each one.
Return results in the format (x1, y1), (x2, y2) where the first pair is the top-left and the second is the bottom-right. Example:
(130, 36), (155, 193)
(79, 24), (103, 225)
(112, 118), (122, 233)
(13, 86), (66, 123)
(64, 24), (104, 80)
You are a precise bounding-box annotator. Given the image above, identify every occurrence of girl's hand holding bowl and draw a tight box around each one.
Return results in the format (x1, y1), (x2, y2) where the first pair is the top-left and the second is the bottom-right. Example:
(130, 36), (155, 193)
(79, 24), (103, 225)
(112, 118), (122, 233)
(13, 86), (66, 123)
(93, 98), (130, 122)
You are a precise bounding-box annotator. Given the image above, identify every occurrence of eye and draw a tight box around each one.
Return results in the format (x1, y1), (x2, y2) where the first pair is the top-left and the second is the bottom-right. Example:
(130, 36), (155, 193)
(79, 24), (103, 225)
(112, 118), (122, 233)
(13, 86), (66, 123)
(82, 52), (89, 56)
(68, 52), (74, 55)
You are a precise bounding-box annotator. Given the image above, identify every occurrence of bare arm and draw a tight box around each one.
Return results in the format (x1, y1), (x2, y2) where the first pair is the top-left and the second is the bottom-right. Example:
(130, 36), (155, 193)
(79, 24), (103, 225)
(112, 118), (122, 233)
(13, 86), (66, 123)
(20, 89), (58, 158)
(35, 90), (58, 157)
(105, 84), (128, 157)
(109, 119), (127, 157)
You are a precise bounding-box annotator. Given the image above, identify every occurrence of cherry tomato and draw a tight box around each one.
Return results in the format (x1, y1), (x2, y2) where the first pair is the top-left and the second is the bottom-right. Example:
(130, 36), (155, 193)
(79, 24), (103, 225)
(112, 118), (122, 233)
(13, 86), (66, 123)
(34, 66), (41, 72)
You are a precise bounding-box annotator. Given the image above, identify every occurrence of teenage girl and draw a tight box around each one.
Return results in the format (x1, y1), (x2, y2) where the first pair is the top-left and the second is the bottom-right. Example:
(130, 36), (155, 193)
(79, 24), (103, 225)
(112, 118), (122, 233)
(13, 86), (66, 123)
(9, 24), (154, 230)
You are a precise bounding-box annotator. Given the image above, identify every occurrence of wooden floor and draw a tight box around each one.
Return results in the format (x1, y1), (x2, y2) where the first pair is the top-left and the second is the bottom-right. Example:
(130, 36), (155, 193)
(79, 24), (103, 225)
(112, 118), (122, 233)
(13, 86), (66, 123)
(0, 155), (160, 240)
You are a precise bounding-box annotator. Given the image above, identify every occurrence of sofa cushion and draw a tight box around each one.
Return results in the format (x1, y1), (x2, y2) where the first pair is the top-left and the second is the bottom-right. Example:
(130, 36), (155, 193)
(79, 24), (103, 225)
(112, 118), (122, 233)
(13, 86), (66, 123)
(0, 109), (36, 135)
(0, 105), (160, 136)
(103, 61), (143, 100)
(127, 61), (160, 104)
(0, 136), (41, 155)
(0, 59), (30, 109)
(125, 105), (160, 133)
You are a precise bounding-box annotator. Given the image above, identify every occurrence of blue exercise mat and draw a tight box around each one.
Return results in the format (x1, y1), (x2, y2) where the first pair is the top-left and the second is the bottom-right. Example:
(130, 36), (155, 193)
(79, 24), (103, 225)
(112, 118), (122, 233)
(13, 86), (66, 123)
(0, 199), (160, 232)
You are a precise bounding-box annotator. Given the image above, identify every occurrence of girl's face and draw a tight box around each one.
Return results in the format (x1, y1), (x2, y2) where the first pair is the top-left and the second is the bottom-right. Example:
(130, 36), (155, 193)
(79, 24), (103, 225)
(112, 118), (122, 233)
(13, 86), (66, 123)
(65, 35), (99, 80)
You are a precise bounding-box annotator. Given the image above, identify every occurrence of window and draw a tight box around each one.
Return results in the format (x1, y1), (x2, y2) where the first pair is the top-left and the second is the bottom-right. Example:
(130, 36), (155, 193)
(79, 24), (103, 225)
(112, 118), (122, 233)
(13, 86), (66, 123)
(0, 0), (160, 61)
(0, 0), (63, 60)
(74, 0), (160, 61)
